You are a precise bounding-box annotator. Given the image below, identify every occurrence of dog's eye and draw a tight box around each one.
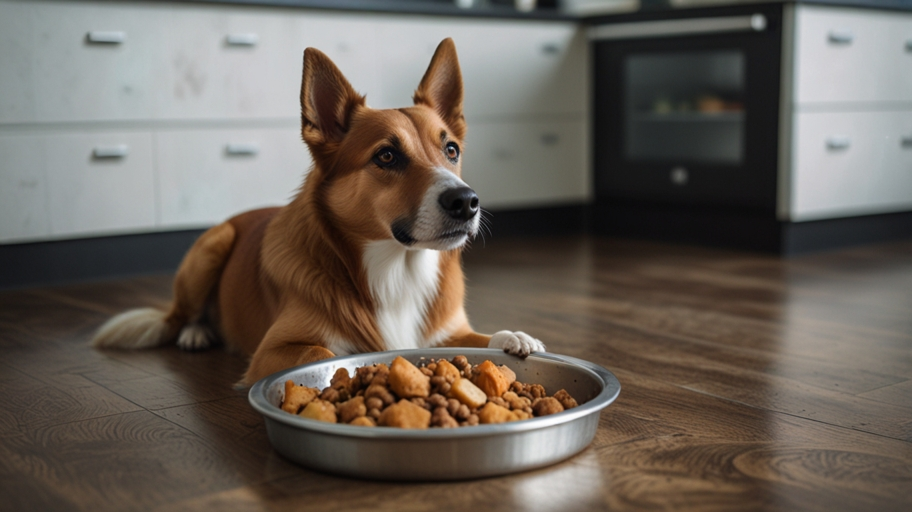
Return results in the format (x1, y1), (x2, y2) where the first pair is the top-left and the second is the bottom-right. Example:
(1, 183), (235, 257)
(374, 148), (398, 167)
(445, 142), (460, 162)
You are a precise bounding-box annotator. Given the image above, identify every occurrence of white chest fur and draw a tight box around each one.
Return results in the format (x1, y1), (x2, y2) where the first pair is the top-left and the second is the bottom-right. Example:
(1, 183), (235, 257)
(362, 240), (440, 351)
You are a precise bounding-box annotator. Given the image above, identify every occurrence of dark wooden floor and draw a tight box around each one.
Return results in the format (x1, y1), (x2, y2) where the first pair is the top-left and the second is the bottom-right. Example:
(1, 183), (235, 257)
(1, 236), (911, 511)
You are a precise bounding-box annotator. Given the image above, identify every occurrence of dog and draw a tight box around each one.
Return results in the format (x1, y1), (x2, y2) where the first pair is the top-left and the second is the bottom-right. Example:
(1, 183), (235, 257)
(91, 38), (545, 386)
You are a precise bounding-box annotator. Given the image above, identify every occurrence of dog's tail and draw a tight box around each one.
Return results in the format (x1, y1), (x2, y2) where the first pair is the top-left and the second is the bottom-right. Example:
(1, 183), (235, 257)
(91, 308), (173, 349)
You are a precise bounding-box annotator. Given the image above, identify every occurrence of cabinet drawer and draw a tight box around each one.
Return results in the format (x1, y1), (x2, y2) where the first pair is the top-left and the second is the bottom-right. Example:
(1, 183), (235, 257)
(790, 110), (912, 221)
(375, 19), (586, 118)
(45, 132), (156, 236)
(0, 135), (50, 243)
(156, 127), (310, 227)
(28, 1), (164, 122)
(793, 5), (912, 104)
(462, 119), (587, 209)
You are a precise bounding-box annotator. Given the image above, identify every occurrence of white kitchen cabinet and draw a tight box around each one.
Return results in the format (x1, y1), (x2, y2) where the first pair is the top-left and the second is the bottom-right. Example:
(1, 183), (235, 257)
(44, 131), (156, 237)
(791, 110), (912, 220)
(375, 18), (586, 119)
(0, 2), (36, 124)
(29, 1), (165, 122)
(793, 5), (912, 105)
(156, 127), (310, 227)
(463, 119), (587, 209)
(0, 135), (50, 242)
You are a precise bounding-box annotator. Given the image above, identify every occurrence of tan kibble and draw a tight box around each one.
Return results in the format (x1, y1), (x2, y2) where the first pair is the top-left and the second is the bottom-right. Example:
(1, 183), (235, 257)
(388, 356), (431, 399)
(349, 416), (376, 427)
(448, 377), (487, 409)
(365, 396), (384, 411)
(434, 359), (462, 383)
(281, 380), (319, 414)
(365, 384), (395, 406)
(337, 396), (367, 424)
(478, 402), (519, 424)
(299, 399), (337, 423)
(378, 399), (432, 429)
(431, 407), (459, 428)
(498, 365), (517, 387)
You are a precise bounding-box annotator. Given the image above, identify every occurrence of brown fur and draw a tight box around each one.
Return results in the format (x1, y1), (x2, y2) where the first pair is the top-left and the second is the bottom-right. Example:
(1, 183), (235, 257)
(94, 39), (495, 386)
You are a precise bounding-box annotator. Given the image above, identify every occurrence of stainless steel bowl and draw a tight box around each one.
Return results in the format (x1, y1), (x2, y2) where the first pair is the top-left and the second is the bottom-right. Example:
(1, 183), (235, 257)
(248, 348), (620, 481)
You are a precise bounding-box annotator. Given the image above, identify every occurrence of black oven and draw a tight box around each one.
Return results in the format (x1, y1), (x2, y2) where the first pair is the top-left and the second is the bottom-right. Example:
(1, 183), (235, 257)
(591, 4), (784, 249)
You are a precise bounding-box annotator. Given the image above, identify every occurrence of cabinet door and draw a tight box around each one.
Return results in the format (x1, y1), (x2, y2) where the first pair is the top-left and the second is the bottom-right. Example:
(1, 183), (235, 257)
(790, 110), (912, 221)
(0, 135), (50, 242)
(29, 1), (163, 122)
(0, 1), (36, 124)
(794, 5), (912, 104)
(45, 132), (156, 237)
(462, 119), (587, 209)
(375, 19), (586, 118)
(156, 127), (311, 227)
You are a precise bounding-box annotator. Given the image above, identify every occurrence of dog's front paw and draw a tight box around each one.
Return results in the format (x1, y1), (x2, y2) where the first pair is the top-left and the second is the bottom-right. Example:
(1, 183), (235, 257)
(488, 330), (546, 358)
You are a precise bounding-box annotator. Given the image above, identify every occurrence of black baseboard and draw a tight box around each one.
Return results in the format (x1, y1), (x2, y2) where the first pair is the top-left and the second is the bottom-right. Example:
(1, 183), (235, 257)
(482, 203), (590, 238)
(593, 200), (912, 255)
(0, 229), (205, 290)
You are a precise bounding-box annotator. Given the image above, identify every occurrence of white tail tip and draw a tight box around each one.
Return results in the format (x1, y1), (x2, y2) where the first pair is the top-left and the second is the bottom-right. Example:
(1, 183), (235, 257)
(91, 308), (171, 350)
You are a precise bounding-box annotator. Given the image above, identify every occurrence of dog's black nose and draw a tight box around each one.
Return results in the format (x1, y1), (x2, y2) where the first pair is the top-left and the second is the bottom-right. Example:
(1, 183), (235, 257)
(438, 186), (479, 221)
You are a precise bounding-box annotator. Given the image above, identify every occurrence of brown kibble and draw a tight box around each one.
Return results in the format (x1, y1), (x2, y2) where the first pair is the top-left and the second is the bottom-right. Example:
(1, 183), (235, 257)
(553, 389), (579, 410)
(388, 356), (431, 399)
(378, 399), (432, 429)
(511, 381), (524, 393)
(431, 407), (459, 428)
(488, 396), (508, 409)
(365, 396), (384, 411)
(465, 414), (479, 426)
(319, 387), (341, 403)
(365, 384), (395, 406)
(330, 367), (351, 391)
(503, 391), (530, 411)
(419, 367), (434, 377)
(532, 396), (564, 417)
(367, 408), (381, 420)
(427, 393), (448, 409)
(478, 402), (519, 424)
(349, 416), (376, 427)
(451, 355), (469, 370)
(513, 410), (533, 421)
(472, 360), (511, 398)
(281, 380), (320, 414)
(447, 398), (461, 417)
(528, 384), (546, 399)
(337, 396), (367, 424)
(454, 403), (470, 420)
(410, 397), (429, 410)
(299, 399), (337, 423)
(426, 362), (438, 373)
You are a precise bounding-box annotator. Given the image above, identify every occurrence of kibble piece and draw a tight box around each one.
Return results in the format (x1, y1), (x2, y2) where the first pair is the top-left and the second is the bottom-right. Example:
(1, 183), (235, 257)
(365, 396), (384, 411)
(434, 359), (462, 383)
(337, 396), (367, 424)
(478, 402), (519, 424)
(299, 399), (337, 423)
(553, 389), (578, 410)
(365, 384), (395, 406)
(431, 407), (459, 428)
(388, 356), (431, 398)
(448, 378), (487, 409)
(532, 396), (564, 417)
(281, 381), (320, 414)
(498, 365), (517, 387)
(349, 416), (376, 427)
(472, 360), (510, 398)
(330, 368), (351, 391)
(451, 355), (469, 371)
(378, 399), (432, 429)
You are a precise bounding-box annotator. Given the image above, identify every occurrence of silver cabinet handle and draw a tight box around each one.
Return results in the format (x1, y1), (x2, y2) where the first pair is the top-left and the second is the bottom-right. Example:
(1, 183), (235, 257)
(901, 137), (912, 149)
(93, 145), (129, 158)
(86, 31), (126, 44)
(906, 39), (912, 52)
(225, 143), (259, 156)
(826, 136), (851, 150)
(828, 30), (854, 45)
(226, 33), (259, 46)
(540, 133), (560, 145)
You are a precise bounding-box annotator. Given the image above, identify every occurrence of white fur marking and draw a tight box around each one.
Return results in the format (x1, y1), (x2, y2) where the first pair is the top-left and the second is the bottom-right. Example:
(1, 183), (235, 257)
(410, 167), (479, 251)
(177, 324), (214, 351)
(488, 330), (547, 357)
(363, 240), (440, 351)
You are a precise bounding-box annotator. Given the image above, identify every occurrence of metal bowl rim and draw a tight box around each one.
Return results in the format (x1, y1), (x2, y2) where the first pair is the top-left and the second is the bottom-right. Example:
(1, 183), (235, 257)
(248, 348), (621, 439)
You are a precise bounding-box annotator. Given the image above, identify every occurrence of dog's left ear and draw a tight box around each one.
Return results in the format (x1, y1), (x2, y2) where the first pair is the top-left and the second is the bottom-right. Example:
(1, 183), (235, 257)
(413, 38), (466, 140)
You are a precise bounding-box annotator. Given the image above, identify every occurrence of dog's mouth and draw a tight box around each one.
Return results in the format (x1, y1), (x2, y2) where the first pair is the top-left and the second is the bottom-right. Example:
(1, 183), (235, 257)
(390, 219), (475, 249)
(437, 229), (469, 241)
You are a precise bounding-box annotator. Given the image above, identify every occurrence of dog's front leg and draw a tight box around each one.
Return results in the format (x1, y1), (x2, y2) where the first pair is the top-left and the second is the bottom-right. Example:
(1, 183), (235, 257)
(441, 329), (546, 358)
(242, 317), (337, 386)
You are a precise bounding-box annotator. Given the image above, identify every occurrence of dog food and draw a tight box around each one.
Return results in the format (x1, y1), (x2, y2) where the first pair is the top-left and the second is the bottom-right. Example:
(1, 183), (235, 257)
(280, 355), (579, 428)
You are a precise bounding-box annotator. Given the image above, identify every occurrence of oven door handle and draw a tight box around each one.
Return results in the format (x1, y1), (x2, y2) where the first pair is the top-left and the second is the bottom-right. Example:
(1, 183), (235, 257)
(589, 14), (767, 41)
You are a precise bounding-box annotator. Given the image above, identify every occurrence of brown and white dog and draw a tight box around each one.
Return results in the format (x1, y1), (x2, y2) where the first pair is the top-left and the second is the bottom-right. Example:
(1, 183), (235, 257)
(91, 38), (545, 386)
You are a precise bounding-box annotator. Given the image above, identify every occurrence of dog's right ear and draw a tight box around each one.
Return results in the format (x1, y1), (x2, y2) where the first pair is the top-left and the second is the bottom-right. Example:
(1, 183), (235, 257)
(300, 48), (365, 157)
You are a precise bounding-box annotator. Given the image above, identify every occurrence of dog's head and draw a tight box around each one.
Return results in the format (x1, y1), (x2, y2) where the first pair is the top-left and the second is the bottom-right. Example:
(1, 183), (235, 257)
(299, 39), (479, 252)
